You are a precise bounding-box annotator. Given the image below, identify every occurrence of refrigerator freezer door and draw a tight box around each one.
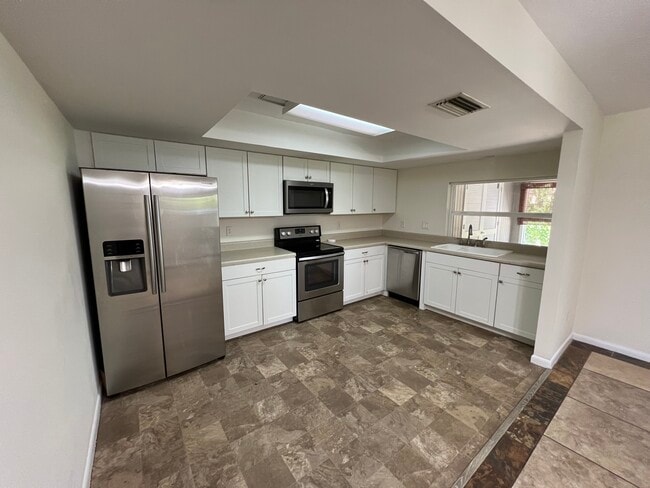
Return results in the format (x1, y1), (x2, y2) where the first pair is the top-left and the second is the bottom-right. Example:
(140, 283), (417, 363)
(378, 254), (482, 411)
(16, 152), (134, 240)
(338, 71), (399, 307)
(150, 173), (225, 376)
(81, 168), (166, 395)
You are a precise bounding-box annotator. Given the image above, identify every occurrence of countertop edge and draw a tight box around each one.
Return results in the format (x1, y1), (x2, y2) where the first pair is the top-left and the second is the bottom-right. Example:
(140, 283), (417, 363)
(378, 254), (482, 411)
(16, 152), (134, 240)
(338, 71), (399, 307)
(333, 239), (546, 270)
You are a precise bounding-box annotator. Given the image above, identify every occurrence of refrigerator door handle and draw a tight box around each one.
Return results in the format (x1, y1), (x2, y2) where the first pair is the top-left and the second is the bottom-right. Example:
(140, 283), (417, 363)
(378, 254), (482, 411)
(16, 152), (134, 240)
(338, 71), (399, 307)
(144, 195), (158, 295)
(153, 194), (166, 293)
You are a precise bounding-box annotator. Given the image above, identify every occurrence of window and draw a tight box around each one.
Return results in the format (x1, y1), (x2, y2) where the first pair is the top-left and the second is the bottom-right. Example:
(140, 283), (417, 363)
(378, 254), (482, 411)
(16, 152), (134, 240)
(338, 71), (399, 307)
(448, 178), (556, 246)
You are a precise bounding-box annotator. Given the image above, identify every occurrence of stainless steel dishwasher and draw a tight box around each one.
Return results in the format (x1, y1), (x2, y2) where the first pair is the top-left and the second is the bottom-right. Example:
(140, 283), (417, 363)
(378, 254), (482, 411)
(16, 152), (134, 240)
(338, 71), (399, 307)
(386, 246), (422, 305)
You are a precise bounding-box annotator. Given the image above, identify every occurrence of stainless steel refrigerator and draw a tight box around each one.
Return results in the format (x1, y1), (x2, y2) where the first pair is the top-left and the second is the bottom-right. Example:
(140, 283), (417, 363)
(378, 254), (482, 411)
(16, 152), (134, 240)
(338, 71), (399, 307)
(81, 168), (225, 395)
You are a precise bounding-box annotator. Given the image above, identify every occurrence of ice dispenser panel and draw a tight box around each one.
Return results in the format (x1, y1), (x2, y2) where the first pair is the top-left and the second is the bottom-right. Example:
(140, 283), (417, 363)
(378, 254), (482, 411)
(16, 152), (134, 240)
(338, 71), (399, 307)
(103, 240), (147, 296)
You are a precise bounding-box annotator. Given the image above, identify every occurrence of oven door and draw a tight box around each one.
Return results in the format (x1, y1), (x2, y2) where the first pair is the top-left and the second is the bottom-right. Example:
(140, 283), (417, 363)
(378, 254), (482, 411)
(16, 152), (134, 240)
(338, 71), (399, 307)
(297, 253), (344, 301)
(284, 180), (333, 214)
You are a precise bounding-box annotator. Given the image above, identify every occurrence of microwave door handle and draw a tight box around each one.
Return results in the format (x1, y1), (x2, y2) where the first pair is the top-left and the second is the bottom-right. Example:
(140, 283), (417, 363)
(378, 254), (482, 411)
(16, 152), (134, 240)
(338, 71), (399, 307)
(324, 187), (330, 209)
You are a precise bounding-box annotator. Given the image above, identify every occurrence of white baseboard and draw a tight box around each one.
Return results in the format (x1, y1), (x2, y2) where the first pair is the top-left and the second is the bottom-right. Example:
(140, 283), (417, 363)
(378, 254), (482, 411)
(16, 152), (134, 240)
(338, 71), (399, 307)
(82, 393), (102, 488)
(531, 332), (573, 369)
(572, 333), (650, 363)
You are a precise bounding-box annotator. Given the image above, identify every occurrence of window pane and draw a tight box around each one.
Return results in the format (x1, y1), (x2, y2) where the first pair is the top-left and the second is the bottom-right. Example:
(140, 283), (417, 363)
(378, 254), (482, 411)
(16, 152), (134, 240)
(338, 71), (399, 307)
(519, 181), (556, 213)
(454, 215), (551, 246)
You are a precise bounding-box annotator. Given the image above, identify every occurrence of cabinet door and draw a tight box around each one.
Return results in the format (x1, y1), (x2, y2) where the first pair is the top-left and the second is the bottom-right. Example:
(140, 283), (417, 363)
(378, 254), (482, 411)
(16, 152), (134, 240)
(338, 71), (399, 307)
(344, 258), (365, 303)
(283, 156), (308, 181)
(494, 279), (542, 340)
(352, 165), (374, 214)
(307, 160), (330, 182)
(423, 263), (457, 312)
(262, 270), (297, 325)
(372, 168), (397, 213)
(330, 162), (354, 215)
(454, 269), (498, 325)
(222, 275), (263, 339)
(154, 141), (206, 175)
(92, 133), (155, 171)
(206, 147), (249, 217)
(248, 153), (283, 217)
(364, 255), (385, 296)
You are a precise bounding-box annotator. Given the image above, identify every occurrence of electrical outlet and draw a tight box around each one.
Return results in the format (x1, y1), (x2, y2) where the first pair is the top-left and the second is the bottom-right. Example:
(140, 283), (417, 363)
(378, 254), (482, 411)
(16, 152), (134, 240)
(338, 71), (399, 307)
(400, 220), (405, 229)
(421, 221), (429, 230)
(225, 226), (232, 236)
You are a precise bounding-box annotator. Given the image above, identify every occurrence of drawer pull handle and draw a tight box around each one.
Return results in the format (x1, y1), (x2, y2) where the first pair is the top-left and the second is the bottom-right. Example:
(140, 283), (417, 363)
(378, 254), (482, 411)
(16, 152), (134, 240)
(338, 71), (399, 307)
(516, 272), (530, 277)
(362, 251), (368, 254)
(498, 280), (504, 284)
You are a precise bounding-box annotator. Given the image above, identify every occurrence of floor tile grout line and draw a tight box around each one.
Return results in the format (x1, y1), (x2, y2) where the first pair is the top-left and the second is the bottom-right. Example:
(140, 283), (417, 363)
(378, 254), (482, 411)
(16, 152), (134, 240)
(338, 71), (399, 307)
(451, 367), (552, 488)
(542, 435), (642, 488)
(579, 366), (650, 394)
(563, 394), (650, 435)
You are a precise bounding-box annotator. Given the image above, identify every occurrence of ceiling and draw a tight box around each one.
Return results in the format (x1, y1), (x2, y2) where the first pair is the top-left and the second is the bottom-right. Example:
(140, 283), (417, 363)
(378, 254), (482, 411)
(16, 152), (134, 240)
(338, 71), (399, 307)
(0, 0), (573, 167)
(521, 0), (650, 115)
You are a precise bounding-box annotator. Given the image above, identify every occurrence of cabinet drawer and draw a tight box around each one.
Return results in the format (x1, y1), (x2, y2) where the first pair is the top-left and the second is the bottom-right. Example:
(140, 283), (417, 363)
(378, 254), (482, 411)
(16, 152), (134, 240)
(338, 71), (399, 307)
(345, 245), (385, 260)
(222, 257), (295, 280)
(426, 251), (499, 276)
(499, 264), (544, 284)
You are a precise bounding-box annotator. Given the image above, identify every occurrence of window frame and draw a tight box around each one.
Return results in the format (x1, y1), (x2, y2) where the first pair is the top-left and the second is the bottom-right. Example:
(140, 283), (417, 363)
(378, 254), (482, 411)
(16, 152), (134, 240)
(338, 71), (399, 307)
(446, 177), (556, 246)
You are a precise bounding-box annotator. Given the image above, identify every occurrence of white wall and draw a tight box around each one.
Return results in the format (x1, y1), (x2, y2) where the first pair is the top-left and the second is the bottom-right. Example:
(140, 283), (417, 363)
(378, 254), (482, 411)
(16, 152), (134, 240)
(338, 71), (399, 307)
(572, 108), (650, 360)
(0, 32), (99, 487)
(383, 149), (560, 236)
(221, 214), (383, 244)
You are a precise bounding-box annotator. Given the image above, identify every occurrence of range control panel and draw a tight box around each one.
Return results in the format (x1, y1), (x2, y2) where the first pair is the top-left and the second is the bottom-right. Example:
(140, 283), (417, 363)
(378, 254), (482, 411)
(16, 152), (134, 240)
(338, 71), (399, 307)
(275, 225), (321, 240)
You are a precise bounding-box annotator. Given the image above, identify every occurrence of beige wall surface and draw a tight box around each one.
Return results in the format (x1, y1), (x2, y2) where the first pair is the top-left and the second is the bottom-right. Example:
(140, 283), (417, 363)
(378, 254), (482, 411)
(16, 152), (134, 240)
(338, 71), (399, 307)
(0, 32), (98, 487)
(572, 108), (650, 359)
(383, 149), (560, 236)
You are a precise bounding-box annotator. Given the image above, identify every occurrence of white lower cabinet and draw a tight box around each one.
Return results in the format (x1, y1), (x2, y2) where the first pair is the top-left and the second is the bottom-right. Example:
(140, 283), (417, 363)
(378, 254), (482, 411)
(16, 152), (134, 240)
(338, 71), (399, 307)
(261, 270), (297, 324)
(423, 252), (498, 326)
(222, 275), (264, 336)
(343, 247), (386, 304)
(454, 269), (498, 325)
(222, 258), (296, 340)
(423, 253), (544, 339)
(423, 263), (457, 312)
(494, 265), (544, 340)
(343, 259), (365, 303)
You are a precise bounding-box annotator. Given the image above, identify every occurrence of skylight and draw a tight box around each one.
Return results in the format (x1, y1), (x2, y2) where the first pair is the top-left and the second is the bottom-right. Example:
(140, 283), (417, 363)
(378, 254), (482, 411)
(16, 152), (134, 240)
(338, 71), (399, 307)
(283, 104), (394, 136)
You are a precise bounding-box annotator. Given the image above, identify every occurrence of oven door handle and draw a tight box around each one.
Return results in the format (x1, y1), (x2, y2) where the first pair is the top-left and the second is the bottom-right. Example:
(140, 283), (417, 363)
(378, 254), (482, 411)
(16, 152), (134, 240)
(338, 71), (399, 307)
(324, 187), (330, 209)
(298, 252), (344, 262)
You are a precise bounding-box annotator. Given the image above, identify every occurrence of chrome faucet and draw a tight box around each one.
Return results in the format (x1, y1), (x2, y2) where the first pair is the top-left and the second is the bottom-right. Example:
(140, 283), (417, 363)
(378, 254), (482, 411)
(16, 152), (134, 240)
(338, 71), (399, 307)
(479, 237), (488, 248)
(466, 224), (473, 245)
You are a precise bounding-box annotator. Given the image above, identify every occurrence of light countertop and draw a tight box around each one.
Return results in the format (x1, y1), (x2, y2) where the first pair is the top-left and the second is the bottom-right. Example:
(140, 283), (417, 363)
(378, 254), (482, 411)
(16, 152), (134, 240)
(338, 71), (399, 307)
(221, 246), (295, 266)
(329, 236), (546, 269)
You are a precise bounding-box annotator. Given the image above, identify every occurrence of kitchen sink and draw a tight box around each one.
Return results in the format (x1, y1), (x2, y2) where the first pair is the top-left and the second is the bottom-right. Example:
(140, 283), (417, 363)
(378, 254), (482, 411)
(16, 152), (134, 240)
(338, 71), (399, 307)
(431, 243), (513, 258)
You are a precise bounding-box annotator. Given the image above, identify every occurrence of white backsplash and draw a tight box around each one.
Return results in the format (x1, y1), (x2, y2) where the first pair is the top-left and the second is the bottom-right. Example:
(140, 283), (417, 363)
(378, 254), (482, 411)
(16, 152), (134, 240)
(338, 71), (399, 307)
(220, 214), (385, 245)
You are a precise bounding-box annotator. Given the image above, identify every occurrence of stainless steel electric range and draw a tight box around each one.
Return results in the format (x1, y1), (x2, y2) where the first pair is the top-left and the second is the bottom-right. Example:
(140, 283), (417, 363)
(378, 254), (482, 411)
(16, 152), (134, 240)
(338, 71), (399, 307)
(274, 225), (344, 322)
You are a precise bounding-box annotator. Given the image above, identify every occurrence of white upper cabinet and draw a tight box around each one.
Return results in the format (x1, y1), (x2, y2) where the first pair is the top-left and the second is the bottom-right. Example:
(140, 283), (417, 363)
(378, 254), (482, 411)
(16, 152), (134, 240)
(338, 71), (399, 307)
(154, 141), (206, 175)
(307, 160), (330, 182)
(330, 162), (354, 215)
(372, 168), (397, 213)
(92, 133), (156, 172)
(206, 147), (249, 217)
(283, 157), (330, 182)
(283, 157), (307, 181)
(247, 153), (283, 217)
(352, 165), (373, 214)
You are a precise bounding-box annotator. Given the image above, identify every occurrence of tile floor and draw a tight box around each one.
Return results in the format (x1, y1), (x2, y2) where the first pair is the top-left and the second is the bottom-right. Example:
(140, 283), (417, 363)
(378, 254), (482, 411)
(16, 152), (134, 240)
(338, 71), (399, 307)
(90, 296), (543, 488)
(513, 352), (650, 488)
(467, 343), (650, 488)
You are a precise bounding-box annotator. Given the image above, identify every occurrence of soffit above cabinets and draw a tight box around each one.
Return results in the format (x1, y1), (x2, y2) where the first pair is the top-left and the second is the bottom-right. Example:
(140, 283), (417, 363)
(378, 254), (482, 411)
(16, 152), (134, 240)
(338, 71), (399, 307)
(0, 1), (573, 168)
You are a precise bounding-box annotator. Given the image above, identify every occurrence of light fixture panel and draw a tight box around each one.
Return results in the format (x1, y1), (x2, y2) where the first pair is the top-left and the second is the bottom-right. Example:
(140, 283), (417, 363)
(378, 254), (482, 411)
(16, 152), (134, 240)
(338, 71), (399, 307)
(284, 104), (393, 136)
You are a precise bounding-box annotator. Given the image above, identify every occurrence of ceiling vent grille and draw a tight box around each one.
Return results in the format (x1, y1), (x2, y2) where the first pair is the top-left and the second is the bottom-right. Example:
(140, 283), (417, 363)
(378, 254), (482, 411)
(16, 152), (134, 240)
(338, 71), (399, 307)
(429, 92), (489, 117)
(257, 94), (289, 107)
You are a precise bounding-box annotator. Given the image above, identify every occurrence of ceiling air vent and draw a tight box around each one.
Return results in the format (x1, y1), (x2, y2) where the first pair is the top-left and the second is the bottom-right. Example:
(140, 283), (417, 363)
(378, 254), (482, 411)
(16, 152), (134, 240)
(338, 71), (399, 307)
(429, 92), (489, 117)
(257, 94), (289, 107)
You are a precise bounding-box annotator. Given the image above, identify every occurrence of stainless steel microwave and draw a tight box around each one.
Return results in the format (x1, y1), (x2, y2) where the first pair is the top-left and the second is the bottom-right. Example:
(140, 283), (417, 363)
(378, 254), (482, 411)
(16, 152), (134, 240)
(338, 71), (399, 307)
(283, 180), (333, 214)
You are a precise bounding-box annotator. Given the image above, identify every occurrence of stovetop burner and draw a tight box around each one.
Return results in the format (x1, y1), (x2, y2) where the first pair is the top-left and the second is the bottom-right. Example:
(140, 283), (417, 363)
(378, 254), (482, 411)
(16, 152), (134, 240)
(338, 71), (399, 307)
(274, 225), (343, 258)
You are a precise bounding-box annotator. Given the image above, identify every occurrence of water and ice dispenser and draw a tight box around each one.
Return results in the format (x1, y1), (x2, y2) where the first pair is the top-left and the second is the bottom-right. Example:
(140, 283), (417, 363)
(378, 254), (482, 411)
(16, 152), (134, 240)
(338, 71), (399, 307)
(103, 239), (147, 296)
